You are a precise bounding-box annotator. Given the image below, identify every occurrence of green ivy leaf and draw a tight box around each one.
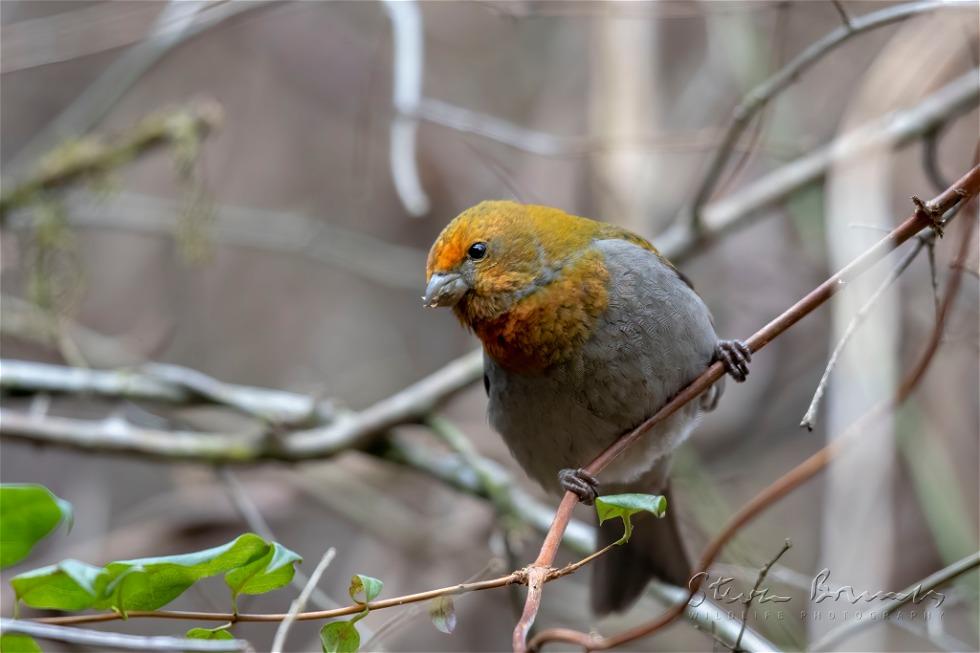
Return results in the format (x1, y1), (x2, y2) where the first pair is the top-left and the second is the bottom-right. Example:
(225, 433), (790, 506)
(594, 493), (667, 545)
(225, 542), (302, 598)
(348, 574), (383, 604)
(0, 633), (43, 652)
(0, 484), (73, 568)
(428, 596), (456, 634)
(96, 533), (270, 612)
(11, 559), (108, 611)
(320, 621), (360, 653)
(185, 627), (234, 640)
(10, 533), (301, 615)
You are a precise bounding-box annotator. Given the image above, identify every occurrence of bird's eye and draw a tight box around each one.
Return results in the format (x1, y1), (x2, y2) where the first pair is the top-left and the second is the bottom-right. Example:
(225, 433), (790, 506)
(467, 242), (488, 260)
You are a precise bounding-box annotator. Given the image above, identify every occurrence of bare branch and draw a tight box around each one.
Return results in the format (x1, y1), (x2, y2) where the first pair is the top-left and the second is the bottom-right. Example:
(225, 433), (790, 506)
(0, 101), (222, 219)
(0, 618), (253, 652)
(810, 551), (980, 651)
(270, 547), (337, 653)
(417, 98), (727, 157)
(0, 349), (483, 461)
(382, 0), (430, 216)
(5, 1), (273, 175)
(2, 190), (428, 290)
(686, 0), (960, 232)
(657, 70), (979, 260)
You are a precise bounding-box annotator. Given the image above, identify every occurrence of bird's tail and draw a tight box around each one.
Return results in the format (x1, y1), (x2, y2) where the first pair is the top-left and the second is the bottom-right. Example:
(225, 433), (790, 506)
(590, 483), (691, 615)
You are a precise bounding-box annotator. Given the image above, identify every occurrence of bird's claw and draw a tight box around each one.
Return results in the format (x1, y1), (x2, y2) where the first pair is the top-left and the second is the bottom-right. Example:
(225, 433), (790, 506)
(715, 339), (752, 382)
(559, 468), (600, 505)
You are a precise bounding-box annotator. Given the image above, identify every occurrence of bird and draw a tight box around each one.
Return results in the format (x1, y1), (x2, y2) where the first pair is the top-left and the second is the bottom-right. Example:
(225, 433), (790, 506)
(423, 200), (750, 615)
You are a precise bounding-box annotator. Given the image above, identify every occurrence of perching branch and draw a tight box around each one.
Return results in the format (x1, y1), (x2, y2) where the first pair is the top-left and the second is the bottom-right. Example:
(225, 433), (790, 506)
(685, 0), (957, 232)
(0, 101), (222, 219)
(0, 618), (253, 652)
(517, 165), (980, 652)
(527, 171), (978, 652)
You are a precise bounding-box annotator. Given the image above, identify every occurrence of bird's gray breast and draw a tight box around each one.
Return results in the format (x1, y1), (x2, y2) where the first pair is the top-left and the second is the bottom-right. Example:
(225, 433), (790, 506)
(485, 238), (719, 490)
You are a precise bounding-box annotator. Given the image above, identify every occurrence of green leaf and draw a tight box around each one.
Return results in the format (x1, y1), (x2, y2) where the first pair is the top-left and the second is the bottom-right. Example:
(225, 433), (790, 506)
(0, 633), (43, 653)
(594, 493), (667, 545)
(348, 574), (382, 604)
(225, 542), (302, 598)
(185, 627), (234, 640)
(0, 484), (73, 568)
(11, 559), (108, 611)
(97, 533), (270, 612)
(320, 621), (360, 653)
(428, 596), (456, 634)
(9, 533), (301, 614)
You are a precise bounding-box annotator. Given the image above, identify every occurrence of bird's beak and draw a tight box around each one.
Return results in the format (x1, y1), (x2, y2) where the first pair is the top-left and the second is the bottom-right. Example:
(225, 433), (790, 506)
(423, 272), (468, 308)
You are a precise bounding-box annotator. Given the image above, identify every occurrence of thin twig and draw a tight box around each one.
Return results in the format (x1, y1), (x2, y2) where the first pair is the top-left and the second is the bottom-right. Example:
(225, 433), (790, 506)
(528, 178), (978, 653)
(27, 541), (617, 628)
(923, 123), (954, 193)
(830, 0), (853, 30)
(0, 101), (222, 219)
(926, 237), (941, 315)
(521, 167), (979, 652)
(657, 69), (979, 260)
(5, 1), (273, 176)
(686, 0), (956, 232)
(810, 551), (980, 651)
(0, 618), (253, 652)
(33, 573), (527, 626)
(734, 539), (792, 651)
(800, 232), (934, 430)
(417, 98), (733, 157)
(270, 547), (337, 653)
(3, 189), (429, 290)
(362, 557), (504, 651)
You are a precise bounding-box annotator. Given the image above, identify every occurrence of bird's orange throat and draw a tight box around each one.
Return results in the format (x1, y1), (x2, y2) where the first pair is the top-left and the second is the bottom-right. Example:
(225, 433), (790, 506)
(456, 251), (610, 373)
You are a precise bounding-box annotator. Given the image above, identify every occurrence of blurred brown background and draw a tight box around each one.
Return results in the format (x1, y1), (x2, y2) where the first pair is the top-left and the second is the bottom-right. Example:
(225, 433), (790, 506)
(1, 1), (978, 651)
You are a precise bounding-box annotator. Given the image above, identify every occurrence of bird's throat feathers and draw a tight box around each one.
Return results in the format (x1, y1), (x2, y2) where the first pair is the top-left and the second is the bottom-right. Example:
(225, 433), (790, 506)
(456, 251), (610, 373)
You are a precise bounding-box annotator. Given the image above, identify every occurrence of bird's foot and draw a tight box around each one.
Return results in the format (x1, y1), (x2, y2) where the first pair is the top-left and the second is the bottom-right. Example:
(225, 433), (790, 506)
(559, 468), (599, 505)
(715, 339), (752, 382)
